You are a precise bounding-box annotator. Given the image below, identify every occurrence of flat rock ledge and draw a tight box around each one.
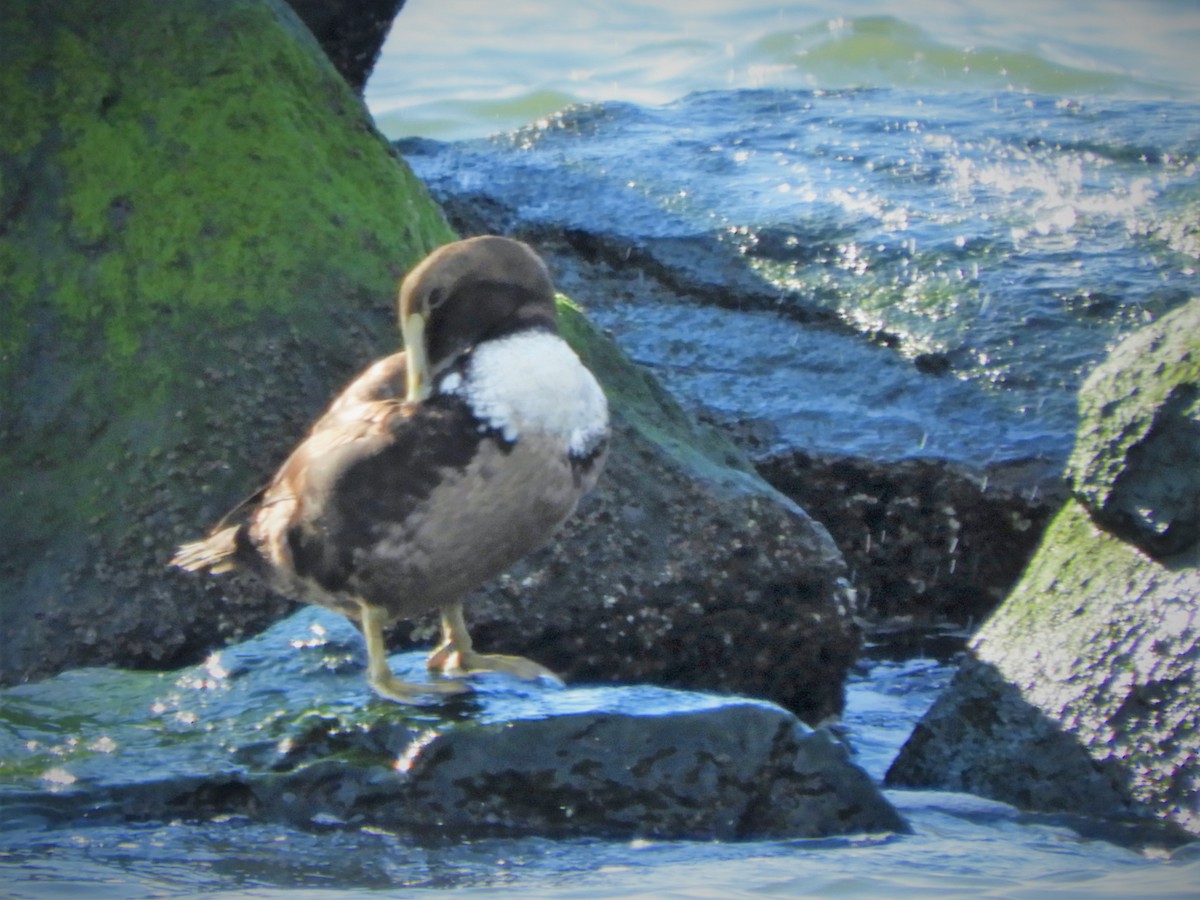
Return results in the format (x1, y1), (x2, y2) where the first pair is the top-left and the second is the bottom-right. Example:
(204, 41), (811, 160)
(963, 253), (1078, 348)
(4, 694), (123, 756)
(1, 609), (905, 842)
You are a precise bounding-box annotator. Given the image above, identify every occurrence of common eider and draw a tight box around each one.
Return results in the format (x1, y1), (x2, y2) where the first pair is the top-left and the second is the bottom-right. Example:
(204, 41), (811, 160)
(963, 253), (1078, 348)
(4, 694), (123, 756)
(171, 236), (610, 702)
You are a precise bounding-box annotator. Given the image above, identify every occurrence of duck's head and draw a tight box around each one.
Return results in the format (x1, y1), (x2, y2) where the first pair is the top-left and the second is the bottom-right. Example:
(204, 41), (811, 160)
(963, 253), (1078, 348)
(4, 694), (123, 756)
(398, 236), (557, 402)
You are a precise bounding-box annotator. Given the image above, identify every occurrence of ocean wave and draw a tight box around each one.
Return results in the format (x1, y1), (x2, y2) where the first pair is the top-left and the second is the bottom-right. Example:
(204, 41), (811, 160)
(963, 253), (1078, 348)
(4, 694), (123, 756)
(368, 9), (1199, 140)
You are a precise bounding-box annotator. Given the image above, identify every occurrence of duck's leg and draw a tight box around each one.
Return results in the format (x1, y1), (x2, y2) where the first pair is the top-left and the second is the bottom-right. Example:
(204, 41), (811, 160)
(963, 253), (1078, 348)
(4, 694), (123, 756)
(358, 602), (468, 702)
(426, 602), (562, 684)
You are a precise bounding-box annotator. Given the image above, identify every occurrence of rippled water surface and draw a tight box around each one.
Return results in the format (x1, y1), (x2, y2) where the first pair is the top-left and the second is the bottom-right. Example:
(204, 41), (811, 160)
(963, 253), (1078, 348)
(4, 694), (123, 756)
(368, 0), (1200, 140)
(400, 86), (1199, 465)
(372, 2), (1200, 469)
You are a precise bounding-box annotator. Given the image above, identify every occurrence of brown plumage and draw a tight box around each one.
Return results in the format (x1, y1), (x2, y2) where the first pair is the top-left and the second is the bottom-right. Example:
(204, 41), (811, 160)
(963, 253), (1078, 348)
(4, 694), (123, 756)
(172, 236), (609, 702)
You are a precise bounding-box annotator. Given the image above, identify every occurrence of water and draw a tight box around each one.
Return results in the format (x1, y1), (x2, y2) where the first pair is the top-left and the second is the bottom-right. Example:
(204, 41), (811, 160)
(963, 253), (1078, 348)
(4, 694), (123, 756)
(367, 1), (1200, 141)
(399, 87), (1198, 466)
(370, 3), (1200, 473)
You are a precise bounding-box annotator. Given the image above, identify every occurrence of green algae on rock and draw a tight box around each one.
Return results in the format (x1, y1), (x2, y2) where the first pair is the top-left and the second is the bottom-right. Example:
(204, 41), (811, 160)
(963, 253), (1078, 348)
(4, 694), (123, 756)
(0, 0), (454, 683)
(1068, 300), (1200, 557)
(887, 300), (1200, 839)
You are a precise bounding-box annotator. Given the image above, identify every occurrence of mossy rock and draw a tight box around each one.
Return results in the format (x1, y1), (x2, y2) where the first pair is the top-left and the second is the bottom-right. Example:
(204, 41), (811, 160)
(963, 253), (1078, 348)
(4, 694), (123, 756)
(1, 0), (858, 725)
(0, 0), (454, 680)
(1068, 298), (1200, 557)
(888, 305), (1200, 838)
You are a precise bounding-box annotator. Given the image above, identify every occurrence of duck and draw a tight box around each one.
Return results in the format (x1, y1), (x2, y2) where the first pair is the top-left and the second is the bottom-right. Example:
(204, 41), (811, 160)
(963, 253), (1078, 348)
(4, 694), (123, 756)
(171, 236), (610, 702)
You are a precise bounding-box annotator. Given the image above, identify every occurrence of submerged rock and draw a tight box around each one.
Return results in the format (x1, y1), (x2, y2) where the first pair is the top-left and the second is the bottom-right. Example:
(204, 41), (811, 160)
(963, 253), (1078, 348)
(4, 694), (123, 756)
(0, 609), (906, 841)
(887, 300), (1200, 838)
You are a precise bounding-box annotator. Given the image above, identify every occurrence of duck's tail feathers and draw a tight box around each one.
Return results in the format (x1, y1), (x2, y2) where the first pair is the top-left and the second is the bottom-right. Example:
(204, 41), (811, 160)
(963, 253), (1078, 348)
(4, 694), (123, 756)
(170, 525), (245, 574)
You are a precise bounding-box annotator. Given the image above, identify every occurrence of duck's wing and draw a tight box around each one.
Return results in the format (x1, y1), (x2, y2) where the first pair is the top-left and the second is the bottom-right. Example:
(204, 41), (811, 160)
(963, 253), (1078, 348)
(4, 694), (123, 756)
(171, 354), (411, 573)
(319, 351), (409, 421)
(251, 375), (485, 593)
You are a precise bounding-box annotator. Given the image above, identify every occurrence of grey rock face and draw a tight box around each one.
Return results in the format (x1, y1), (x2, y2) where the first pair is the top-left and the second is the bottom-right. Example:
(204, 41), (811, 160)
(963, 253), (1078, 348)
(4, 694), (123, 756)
(886, 656), (1139, 820)
(1068, 300), (1200, 558)
(887, 301), (1200, 839)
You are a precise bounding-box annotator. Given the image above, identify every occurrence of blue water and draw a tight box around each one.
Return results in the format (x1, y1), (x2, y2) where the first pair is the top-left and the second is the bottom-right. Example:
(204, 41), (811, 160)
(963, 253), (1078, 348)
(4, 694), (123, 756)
(399, 86), (1199, 467)
(368, 1), (1200, 141)
(370, 4), (1200, 472)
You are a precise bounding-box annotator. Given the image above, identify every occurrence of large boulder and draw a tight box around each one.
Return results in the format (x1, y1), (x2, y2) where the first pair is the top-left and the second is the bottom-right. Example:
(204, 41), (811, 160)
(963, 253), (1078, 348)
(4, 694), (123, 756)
(886, 299), (1200, 838)
(0, 607), (906, 841)
(0, 0), (456, 683)
(1, 0), (859, 725)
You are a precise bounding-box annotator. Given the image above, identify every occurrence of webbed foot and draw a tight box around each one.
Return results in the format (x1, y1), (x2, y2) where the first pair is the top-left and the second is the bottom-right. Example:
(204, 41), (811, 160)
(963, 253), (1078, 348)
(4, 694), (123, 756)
(358, 601), (472, 703)
(426, 645), (563, 684)
(368, 670), (470, 704)
(427, 602), (563, 684)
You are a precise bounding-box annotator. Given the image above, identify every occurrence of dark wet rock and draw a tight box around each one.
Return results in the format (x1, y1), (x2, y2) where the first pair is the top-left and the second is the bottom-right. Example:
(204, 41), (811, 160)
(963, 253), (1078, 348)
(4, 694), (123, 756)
(887, 301), (1200, 838)
(1068, 300), (1200, 558)
(285, 0), (406, 93)
(394, 704), (904, 840)
(1, 0), (860, 730)
(758, 453), (1064, 625)
(0, 609), (906, 841)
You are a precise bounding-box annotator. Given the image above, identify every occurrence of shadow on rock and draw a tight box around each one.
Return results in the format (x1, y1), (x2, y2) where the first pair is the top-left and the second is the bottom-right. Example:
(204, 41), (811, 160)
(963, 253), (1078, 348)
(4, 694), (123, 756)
(885, 653), (1193, 849)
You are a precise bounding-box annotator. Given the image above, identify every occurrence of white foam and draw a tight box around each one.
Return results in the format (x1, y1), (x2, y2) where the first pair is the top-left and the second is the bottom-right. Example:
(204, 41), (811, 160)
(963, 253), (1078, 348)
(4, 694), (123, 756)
(439, 331), (608, 457)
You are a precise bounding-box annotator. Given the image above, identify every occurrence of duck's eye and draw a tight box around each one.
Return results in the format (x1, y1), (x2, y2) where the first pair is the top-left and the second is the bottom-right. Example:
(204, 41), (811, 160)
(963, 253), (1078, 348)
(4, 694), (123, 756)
(426, 286), (447, 311)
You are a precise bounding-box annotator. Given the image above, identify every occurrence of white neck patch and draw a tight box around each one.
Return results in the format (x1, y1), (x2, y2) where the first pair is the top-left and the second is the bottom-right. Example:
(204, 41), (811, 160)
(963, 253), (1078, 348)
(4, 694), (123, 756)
(438, 331), (609, 457)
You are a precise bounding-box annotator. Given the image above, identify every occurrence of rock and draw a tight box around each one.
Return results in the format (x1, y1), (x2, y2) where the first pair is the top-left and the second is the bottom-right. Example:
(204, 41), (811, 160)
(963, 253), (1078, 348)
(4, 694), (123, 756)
(285, 0), (406, 93)
(886, 301), (1200, 839)
(0, 608), (907, 841)
(0, 0), (455, 685)
(759, 452), (1064, 626)
(393, 704), (900, 840)
(1068, 300), (1200, 558)
(885, 652), (1141, 821)
(1, 0), (860, 727)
